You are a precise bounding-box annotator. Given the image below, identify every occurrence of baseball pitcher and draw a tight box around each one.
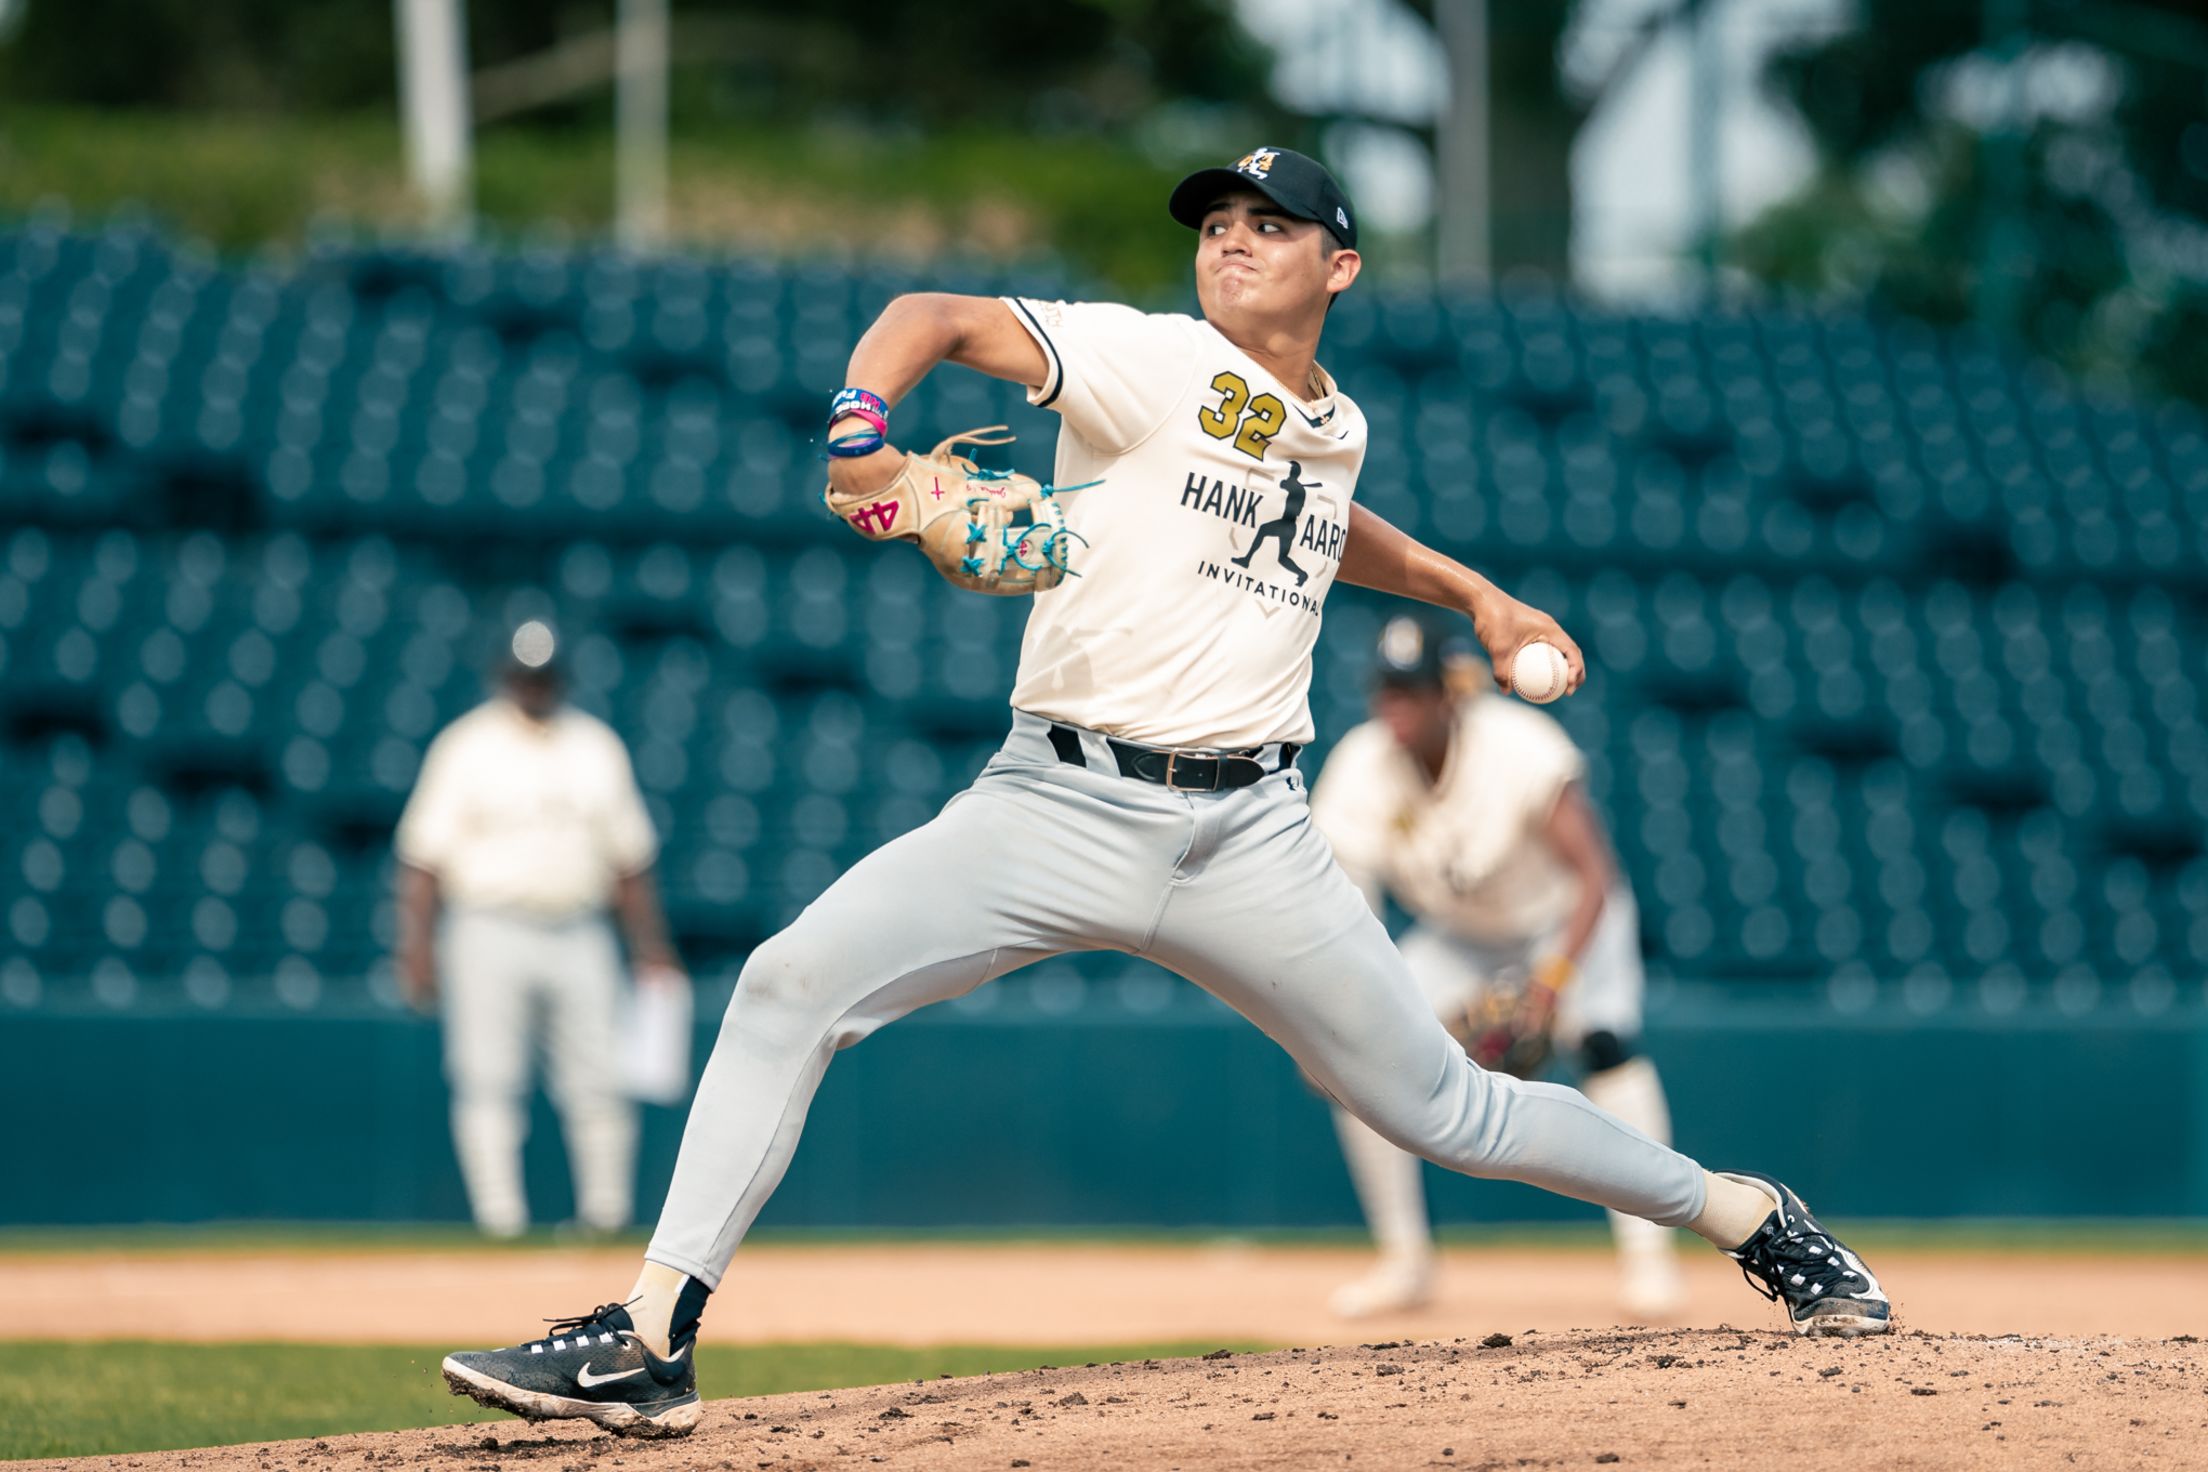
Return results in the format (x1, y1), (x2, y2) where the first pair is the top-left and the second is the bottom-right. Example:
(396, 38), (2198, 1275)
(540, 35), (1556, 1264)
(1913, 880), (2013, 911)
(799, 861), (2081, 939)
(440, 147), (1890, 1439)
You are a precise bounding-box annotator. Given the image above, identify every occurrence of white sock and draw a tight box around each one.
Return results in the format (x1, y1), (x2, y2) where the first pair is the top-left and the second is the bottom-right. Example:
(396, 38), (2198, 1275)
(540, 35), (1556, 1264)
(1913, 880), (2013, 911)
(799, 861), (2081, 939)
(1686, 1171), (1781, 1251)
(451, 1092), (530, 1238)
(563, 1100), (638, 1234)
(626, 1260), (691, 1358)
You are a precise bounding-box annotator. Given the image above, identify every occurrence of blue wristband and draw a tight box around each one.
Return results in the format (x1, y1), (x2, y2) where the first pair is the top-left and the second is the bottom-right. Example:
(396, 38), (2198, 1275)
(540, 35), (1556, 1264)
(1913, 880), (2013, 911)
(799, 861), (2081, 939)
(825, 428), (887, 459)
(828, 387), (889, 429)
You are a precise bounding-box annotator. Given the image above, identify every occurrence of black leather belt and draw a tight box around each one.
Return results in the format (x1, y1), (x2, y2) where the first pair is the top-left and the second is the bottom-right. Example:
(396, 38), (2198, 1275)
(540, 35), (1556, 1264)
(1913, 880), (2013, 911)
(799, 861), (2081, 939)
(1045, 722), (1299, 793)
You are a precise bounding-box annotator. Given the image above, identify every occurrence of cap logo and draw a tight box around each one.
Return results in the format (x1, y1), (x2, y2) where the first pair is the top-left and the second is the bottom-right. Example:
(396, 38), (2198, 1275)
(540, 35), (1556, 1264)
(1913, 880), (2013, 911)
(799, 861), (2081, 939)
(1336, 207), (1350, 230)
(1235, 148), (1278, 179)
(1380, 617), (1424, 668)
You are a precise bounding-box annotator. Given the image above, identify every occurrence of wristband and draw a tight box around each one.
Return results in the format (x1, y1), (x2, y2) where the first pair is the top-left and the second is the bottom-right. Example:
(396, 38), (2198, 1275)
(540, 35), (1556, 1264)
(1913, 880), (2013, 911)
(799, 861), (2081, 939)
(828, 387), (889, 431)
(825, 388), (890, 459)
(1532, 954), (1575, 994)
(829, 406), (888, 439)
(824, 427), (887, 458)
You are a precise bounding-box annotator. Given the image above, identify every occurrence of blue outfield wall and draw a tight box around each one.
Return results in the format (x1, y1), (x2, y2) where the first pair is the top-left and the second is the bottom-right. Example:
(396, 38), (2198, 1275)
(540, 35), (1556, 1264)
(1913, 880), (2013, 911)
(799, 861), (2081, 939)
(7, 980), (2207, 1228)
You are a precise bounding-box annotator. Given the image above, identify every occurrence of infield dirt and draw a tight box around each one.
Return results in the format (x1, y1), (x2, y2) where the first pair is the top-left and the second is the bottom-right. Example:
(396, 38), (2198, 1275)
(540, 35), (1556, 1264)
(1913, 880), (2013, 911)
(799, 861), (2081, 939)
(19, 1328), (2206, 1470)
(12, 1239), (2208, 1344)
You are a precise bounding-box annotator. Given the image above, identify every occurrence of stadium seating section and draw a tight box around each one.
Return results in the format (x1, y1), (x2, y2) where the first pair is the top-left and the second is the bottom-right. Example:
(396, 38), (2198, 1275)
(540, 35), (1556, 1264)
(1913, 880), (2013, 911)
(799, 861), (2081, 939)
(2, 214), (2205, 1014)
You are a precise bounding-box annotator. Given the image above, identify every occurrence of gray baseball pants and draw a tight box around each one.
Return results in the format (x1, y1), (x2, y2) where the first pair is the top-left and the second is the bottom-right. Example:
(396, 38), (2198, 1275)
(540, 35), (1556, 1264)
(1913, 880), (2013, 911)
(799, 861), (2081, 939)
(645, 711), (1707, 1285)
(442, 907), (638, 1236)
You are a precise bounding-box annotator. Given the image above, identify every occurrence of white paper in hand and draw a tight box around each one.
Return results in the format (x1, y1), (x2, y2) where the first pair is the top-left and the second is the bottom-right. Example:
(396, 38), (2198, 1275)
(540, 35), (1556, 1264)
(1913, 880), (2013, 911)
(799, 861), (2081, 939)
(621, 970), (694, 1105)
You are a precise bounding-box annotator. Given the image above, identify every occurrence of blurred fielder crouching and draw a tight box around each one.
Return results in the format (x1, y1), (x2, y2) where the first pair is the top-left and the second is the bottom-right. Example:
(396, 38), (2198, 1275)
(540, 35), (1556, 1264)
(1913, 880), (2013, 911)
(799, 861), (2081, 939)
(394, 621), (690, 1238)
(1310, 616), (1685, 1320)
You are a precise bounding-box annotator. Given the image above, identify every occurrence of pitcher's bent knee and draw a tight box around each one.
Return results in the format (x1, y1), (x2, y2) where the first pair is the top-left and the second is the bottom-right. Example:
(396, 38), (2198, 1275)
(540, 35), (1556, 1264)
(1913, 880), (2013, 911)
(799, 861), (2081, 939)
(725, 920), (846, 1022)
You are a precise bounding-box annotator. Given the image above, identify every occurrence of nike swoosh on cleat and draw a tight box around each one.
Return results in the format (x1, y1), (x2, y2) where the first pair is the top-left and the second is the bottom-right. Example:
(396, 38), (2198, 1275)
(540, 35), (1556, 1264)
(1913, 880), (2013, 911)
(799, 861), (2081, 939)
(577, 1362), (647, 1388)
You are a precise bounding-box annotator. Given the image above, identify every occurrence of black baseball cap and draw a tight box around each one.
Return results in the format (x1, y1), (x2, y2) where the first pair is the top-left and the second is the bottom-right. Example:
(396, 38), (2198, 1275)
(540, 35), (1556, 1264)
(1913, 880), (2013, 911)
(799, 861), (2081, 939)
(1169, 146), (1357, 250)
(1373, 615), (1469, 690)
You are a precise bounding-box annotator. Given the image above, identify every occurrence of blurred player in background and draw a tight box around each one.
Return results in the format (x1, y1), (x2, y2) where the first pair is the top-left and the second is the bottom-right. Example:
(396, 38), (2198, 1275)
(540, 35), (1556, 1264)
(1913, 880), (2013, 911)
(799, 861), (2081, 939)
(1311, 615), (1685, 1321)
(395, 620), (689, 1238)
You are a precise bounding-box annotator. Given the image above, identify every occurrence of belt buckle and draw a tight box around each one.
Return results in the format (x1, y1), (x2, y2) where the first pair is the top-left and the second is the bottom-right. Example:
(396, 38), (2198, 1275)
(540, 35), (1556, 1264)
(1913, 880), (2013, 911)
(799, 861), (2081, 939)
(1161, 750), (1213, 793)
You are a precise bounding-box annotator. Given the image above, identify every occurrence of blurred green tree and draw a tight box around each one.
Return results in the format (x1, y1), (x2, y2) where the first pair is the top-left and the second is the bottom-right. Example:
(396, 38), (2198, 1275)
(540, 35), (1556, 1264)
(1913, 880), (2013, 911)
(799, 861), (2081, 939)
(1737, 0), (2208, 404)
(0, 0), (1270, 132)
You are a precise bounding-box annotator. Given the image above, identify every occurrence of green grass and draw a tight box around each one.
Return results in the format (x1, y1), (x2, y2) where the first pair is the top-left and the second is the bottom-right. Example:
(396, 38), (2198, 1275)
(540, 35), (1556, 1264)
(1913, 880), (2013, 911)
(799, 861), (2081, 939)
(0, 1338), (1267, 1462)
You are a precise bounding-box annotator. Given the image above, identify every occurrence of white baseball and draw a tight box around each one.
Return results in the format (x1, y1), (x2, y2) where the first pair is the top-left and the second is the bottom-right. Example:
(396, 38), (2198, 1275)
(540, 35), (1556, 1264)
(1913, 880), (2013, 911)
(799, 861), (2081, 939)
(1510, 641), (1570, 704)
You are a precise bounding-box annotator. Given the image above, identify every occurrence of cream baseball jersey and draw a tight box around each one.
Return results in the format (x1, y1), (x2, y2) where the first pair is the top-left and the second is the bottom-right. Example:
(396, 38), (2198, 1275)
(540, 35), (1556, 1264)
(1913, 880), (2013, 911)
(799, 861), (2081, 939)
(397, 699), (659, 917)
(1310, 697), (1588, 943)
(999, 298), (1368, 749)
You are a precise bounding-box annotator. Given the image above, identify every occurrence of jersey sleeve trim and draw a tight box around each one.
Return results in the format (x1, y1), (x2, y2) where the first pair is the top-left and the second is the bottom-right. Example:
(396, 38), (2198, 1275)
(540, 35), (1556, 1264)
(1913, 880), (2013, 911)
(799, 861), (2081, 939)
(1006, 298), (1065, 408)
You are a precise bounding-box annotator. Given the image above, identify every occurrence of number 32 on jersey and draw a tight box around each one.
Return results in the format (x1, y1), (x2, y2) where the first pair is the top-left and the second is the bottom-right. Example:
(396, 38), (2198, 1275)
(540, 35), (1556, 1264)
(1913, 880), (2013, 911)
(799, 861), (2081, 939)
(1197, 371), (1285, 460)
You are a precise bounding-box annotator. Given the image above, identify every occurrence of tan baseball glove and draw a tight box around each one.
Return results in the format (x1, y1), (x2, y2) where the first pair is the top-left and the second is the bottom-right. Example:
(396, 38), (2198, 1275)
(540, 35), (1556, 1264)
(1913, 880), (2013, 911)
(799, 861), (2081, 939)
(822, 426), (1086, 596)
(1447, 957), (1570, 1079)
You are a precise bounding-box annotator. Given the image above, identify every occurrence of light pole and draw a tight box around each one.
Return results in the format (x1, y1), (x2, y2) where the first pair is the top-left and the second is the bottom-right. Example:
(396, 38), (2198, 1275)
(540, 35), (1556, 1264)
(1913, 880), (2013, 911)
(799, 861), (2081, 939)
(394, 0), (474, 237)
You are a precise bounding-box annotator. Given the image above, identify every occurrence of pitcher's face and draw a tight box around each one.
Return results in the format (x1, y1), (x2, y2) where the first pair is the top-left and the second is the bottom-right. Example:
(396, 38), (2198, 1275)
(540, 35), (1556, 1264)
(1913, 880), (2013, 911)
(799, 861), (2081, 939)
(1194, 191), (1355, 333)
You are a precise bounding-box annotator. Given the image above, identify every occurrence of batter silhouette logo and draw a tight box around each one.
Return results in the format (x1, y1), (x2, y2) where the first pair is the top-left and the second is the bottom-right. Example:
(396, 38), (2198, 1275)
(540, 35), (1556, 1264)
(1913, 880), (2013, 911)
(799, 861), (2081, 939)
(1193, 461), (1345, 619)
(1231, 459), (1321, 587)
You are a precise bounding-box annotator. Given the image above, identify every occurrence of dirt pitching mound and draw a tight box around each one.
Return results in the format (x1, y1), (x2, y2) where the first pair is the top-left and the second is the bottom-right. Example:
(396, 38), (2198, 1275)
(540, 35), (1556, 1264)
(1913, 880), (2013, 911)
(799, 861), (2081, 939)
(28, 1328), (2204, 1471)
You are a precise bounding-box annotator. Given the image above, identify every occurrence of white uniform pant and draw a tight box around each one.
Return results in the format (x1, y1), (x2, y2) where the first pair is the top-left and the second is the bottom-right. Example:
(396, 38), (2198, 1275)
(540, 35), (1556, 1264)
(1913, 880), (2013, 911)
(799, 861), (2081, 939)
(1331, 896), (1678, 1274)
(441, 908), (638, 1235)
(646, 712), (1708, 1285)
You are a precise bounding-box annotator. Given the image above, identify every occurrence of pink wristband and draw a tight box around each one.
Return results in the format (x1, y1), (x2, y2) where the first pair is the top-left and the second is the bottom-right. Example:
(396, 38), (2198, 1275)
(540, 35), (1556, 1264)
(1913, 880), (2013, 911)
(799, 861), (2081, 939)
(829, 406), (889, 439)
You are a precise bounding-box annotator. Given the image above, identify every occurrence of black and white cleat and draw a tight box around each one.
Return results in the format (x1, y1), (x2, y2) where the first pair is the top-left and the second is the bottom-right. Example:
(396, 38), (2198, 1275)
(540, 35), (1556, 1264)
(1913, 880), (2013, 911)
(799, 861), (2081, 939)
(1718, 1170), (1892, 1338)
(441, 1301), (701, 1438)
